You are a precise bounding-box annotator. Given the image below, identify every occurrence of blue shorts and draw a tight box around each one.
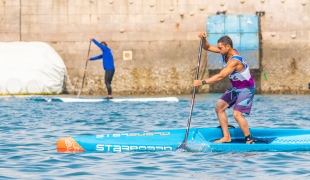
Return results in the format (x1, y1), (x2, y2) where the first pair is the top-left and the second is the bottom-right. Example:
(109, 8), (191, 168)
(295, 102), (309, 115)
(220, 86), (255, 115)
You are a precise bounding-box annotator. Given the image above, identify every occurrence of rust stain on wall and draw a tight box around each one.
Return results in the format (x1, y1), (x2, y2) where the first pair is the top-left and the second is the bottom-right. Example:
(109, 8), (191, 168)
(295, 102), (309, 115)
(175, 23), (179, 30)
(291, 58), (297, 74)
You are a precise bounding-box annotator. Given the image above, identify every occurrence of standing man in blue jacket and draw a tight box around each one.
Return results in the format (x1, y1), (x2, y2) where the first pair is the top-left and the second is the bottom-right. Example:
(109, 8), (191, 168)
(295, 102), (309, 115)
(87, 38), (115, 99)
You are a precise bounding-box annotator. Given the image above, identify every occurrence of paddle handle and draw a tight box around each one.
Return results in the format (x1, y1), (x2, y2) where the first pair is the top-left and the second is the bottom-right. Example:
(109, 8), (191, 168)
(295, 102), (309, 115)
(179, 38), (204, 149)
(77, 39), (92, 98)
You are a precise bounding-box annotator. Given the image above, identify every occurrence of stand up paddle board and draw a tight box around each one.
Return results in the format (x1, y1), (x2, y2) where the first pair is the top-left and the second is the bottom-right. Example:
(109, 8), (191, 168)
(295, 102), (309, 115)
(57, 127), (310, 153)
(28, 97), (179, 102)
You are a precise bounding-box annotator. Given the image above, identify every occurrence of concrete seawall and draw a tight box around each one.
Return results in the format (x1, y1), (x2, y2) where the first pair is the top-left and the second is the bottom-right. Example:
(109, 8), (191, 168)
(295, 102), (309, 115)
(1, 0), (309, 95)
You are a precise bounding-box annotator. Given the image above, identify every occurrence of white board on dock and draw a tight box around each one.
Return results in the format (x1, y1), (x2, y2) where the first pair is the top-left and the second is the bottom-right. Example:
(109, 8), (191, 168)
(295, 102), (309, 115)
(31, 97), (179, 103)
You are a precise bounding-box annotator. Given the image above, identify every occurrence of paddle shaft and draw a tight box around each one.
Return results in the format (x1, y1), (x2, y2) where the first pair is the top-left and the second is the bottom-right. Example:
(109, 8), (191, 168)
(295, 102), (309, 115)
(179, 38), (204, 149)
(77, 39), (92, 98)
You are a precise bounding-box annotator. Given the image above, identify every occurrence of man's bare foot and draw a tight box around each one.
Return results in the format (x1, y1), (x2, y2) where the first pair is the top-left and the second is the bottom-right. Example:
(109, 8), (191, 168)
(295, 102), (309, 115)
(214, 136), (231, 143)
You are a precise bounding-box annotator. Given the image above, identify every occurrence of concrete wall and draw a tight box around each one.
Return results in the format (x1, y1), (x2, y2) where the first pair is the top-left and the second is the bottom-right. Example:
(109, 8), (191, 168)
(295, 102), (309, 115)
(1, 0), (310, 95)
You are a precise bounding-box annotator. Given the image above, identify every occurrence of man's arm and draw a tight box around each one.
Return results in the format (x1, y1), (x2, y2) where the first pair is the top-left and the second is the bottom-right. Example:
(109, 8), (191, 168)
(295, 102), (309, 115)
(194, 60), (238, 86)
(89, 55), (103, 61)
(198, 32), (220, 53)
(92, 38), (110, 52)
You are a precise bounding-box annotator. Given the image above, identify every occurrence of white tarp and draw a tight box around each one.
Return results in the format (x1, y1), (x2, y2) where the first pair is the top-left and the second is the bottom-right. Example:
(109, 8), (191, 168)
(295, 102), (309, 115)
(0, 42), (66, 95)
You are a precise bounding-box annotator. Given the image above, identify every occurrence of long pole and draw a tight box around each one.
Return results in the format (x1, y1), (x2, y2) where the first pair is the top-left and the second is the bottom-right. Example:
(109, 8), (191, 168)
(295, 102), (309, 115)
(178, 38), (203, 150)
(77, 39), (92, 98)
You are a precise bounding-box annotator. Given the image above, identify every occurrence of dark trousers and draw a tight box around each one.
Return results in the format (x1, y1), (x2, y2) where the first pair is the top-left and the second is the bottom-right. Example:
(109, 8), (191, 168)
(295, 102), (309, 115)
(105, 70), (115, 95)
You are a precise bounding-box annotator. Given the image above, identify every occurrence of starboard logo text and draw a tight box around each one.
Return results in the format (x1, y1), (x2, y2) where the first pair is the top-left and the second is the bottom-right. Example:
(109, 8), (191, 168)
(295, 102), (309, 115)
(96, 144), (173, 152)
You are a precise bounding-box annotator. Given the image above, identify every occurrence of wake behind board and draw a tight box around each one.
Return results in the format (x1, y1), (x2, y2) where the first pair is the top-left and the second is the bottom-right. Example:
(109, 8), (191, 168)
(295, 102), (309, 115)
(57, 127), (310, 153)
(28, 97), (179, 103)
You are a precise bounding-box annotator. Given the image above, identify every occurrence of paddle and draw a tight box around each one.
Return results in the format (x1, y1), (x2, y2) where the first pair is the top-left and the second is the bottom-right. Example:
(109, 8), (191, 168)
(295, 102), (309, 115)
(77, 39), (92, 98)
(178, 37), (204, 150)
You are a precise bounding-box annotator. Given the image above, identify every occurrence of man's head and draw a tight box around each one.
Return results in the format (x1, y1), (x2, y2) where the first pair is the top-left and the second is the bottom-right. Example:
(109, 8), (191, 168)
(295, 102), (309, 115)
(101, 41), (108, 46)
(217, 36), (233, 55)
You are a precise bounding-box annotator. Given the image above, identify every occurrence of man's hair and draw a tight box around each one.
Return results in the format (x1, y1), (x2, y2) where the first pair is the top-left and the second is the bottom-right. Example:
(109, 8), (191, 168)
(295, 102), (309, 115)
(100, 41), (107, 46)
(218, 36), (233, 48)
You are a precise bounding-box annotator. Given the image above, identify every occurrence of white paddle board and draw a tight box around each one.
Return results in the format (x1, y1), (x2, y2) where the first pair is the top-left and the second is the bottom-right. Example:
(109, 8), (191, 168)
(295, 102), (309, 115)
(29, 97), (179, 102)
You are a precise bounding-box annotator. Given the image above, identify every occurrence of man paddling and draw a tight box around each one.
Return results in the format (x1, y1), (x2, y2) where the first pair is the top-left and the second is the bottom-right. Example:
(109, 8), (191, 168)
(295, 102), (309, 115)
(87, 38), (115, 99)
(194, 33), (255, 144)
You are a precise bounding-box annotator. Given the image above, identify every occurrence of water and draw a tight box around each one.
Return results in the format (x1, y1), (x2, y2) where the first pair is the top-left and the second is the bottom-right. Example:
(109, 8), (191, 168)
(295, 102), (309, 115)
(1, 94), (310, 179)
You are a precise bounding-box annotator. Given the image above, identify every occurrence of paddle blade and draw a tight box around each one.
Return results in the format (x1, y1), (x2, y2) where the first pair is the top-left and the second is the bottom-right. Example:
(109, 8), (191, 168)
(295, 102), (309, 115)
(177, 142), (187, 151)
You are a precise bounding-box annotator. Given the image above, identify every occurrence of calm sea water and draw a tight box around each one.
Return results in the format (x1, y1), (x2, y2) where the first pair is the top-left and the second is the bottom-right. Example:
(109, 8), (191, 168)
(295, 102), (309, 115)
(0, 94), (310, 179)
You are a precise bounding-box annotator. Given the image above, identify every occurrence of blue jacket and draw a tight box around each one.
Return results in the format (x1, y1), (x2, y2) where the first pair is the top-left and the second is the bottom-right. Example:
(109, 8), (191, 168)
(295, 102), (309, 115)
(89, 39), (115, 70)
